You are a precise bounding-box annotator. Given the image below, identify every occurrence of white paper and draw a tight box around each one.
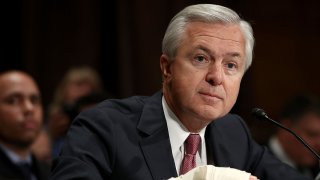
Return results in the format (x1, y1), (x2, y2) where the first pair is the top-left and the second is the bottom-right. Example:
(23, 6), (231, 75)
(168, 165), (251, 180)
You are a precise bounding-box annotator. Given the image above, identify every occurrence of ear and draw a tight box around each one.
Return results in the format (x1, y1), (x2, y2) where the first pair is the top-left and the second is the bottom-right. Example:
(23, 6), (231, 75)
(160, 54), (172, 79)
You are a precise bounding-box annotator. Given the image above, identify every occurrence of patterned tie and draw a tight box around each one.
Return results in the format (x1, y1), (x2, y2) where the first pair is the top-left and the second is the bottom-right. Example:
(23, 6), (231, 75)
(180, 134), (201, 175)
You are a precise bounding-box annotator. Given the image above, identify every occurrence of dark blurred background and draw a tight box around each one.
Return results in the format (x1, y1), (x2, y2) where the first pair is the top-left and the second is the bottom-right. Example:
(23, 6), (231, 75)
(1, 0), (320, 144)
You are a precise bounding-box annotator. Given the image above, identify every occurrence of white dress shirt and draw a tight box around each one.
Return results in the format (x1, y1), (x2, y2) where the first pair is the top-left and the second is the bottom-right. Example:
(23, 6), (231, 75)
(162, 96), (207, 175)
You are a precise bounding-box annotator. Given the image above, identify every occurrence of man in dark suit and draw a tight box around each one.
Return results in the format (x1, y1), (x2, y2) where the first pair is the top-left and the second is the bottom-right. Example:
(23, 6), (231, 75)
(50, 4), (312, 180)
(0, 70), (50, 180)
(268, 94), (320, 178)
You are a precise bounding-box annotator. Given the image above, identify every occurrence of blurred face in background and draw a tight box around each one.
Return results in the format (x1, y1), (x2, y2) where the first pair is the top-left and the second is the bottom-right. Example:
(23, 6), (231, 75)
(64, 79), (97, 105)
(0, 72), (43, 149)
(281, 112), (320, 167)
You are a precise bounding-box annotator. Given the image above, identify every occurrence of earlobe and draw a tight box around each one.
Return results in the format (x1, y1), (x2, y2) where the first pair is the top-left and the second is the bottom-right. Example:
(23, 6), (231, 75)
(160, 54), (171, 79)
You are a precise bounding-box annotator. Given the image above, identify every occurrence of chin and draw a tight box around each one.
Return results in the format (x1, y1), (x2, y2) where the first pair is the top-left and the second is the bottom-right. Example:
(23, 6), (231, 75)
(198, 110), (225, 122)
(201, 104), (226, 116)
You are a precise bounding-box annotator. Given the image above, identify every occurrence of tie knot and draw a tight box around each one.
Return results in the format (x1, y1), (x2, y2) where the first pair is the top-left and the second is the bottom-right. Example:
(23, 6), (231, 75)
(185, 134), (201, 155)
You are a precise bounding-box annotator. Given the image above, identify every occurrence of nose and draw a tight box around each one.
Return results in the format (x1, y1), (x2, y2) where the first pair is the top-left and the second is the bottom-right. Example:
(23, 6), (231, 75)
(23, 99), (35, 115)
(206, 63), (223, 86)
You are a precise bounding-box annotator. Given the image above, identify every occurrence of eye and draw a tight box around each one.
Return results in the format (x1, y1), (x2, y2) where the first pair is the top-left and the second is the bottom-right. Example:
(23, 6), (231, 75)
(30, 95), (41, 106)
(193, 55), (210, 65)
(4, 96), (21, 105)
(224, 62), (240, 75)
(226, 63), (236, 69)
(196, 55), (205, 62)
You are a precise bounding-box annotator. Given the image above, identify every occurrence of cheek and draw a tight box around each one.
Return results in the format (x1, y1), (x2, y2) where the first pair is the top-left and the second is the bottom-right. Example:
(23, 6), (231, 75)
(170, 65), (198, 88)
(171, 72), (201, 99)
(0, 108), (21, 121)
(0, 115), (19, 133)
(178, 68), (205, 88)
(35, 107), (44, 123)
(170, 77), (190, 99)
(225, 79), (241, 104)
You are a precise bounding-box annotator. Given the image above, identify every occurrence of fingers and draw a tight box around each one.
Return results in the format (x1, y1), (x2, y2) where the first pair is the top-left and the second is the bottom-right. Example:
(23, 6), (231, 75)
(249, 175), (259, 180)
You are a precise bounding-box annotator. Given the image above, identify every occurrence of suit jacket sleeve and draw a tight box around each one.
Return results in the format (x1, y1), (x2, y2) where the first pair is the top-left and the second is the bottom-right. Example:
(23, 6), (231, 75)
(49, 102), (115, 180)
(49, 93), (177, 180)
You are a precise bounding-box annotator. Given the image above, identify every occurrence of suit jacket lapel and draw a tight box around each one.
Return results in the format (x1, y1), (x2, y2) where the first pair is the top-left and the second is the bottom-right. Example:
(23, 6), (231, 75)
(137, 91), (178, 180)
(205, 124), (216, 166)
(205, 117), (234, 167)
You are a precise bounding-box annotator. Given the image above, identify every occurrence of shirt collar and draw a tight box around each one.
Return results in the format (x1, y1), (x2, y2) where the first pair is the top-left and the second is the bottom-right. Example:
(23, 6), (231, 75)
(269, 136), (296, 168)
(162, 96), (206, 154)
(0, 144), (32, 165)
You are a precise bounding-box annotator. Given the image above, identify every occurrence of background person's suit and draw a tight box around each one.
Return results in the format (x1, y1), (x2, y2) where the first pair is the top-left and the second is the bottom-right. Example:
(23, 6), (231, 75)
(0, 148), (50, 180)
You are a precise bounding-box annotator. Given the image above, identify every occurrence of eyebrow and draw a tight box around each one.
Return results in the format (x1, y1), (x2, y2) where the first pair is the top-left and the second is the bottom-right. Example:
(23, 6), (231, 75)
(225, 52), (242, 58)
(195, 45), (242, 59)
(4, 92), (40, 99)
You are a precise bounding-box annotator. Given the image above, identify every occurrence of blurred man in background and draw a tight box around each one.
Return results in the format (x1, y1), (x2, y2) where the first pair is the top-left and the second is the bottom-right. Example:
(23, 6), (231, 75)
(268, 94), (320, 178)
(47, 66), (104, 158)
(0, 70), (50, 180)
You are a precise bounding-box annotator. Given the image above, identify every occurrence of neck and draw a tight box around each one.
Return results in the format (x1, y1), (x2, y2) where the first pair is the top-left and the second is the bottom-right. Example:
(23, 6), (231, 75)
(163, 88), (208, 133)
(179, 117), (208, 133)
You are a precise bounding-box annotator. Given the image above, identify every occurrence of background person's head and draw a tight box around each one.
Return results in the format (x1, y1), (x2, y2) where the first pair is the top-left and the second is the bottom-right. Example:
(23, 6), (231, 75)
(160, 4), (254, 132)
(0, 71), (43, 157)
(64, 91), (114, 121)
(52, 65), (103, 107)
(48, 65), (103, 140)
(277, 94), (320, 167)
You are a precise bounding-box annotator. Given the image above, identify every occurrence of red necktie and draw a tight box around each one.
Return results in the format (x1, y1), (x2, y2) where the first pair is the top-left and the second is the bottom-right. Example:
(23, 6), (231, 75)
(180, 134), (201, 175)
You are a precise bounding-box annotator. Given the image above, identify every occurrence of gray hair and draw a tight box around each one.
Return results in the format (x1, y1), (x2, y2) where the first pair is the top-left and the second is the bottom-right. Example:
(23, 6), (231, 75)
(162, 4), (254, 70)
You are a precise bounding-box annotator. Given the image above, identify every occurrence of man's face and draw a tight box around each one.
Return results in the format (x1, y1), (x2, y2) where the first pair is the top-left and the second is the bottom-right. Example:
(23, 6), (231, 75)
(161, 22), (246, 129)
(287, 113), (320, 166)
(0, 72), (43, 148)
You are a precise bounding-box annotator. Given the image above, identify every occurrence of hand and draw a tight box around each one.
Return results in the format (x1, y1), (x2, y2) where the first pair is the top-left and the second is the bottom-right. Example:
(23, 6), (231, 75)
(249, 175), (259, 180)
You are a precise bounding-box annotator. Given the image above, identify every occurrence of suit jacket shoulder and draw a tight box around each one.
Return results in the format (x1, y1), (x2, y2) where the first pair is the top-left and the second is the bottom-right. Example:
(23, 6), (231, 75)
(50, 91), (177, 180)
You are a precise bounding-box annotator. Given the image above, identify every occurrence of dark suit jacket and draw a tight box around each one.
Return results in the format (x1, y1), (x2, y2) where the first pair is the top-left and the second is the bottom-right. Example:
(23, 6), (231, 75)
(50, 91), (312, 180)
(0, 147), (50, 180)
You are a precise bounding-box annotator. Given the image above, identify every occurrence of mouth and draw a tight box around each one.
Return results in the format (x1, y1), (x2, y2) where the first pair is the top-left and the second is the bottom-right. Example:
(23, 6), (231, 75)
(22, 121), (38, 130)
(199, 92), (223, 100)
